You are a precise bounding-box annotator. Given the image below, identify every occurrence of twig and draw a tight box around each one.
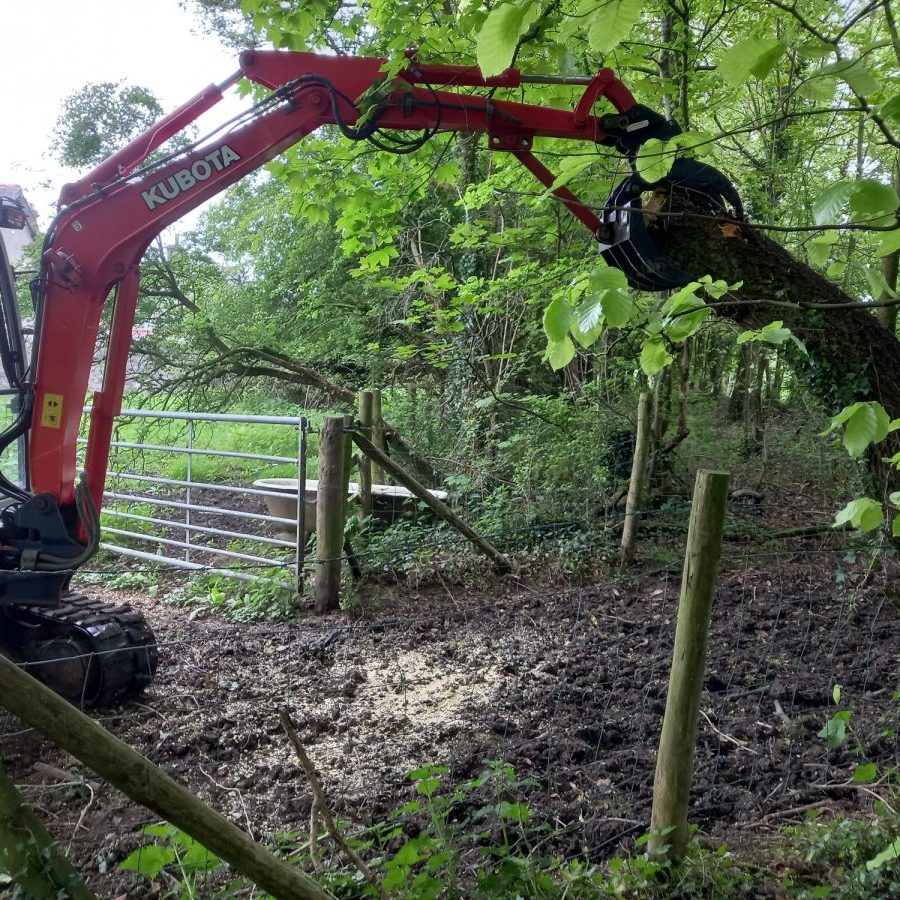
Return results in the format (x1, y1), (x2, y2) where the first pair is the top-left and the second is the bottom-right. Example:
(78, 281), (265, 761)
(809, 779), (898, 815)
(280, 709), (389, 900)
(199, 765), (255, 839)
(774, 700), (791, 726)
(68, 782), (96, 851)
(700, 709), (758, 753)
(755, 799), (836, 823)
(32, 762), (101, 793)
(309, 798), (323, 874)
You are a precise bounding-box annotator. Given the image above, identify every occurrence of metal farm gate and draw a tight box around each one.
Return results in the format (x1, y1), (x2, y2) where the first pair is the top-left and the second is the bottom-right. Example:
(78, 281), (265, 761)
(80, 407), (309, 585)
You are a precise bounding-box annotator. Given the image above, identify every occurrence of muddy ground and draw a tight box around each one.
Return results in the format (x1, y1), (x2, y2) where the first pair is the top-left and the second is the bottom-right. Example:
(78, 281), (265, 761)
(3, 538), (900, 895)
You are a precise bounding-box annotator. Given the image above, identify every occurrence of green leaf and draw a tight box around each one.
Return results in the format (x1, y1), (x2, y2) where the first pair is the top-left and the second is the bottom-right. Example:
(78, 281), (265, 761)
(546, 337), (576, 370)
(878, 228), (900, 257)
(543, 295), (574, 341)
(831, 401), (891, 456)
(590, 266), (629, 291)
(496, 801), (532, 821)
(832, 684), (842, 705)
(120, 844), (177, 878)
(833, 497), (884, 531)
(640, 337), (673, 376)
(820, 58), (879, 96)
(666, 308), (709, 342)
(853, 763), (878, 783)
(893, 517), (900, 537)
(636, 138), (675, 185)
(867, 838), (900, 872)
(587, 0), (643, 54)
(881, 93), (900, 122)
(700, 276), (738, 299)
(476, 2), (541, 78)
(668, 130), (714, 157)
(392, 839), (425, 866)
(663, 284), (709, 341)
(737, 320), (805, 353)
(797, 75), (838, 102)
(796, 40), (834, 59)
(807, 230), (840, 266)
(849, 179), (899, 221)
(546, 156), (595, 192)
(600, 289), (634, 327)
(576, 297), (603, 333)
(864, 266), (895, 299)
(826, 261), (846, 279)
(812, 181), (853, 226)
(717, 37), (787, 87)
(433, 162), (460, 185)
(818, 715), (849, 748)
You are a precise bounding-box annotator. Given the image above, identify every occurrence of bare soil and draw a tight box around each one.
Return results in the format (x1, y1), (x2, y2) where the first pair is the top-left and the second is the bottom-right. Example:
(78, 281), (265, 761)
(3, 541), (899, 896)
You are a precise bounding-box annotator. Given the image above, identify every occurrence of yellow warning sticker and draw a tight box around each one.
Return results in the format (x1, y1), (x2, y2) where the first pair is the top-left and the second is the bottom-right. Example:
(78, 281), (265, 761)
(41, 393), (64, 429)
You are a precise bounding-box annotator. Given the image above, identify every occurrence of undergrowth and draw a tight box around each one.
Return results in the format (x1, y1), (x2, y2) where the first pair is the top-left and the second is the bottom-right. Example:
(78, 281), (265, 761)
(118, 761), (900, 898)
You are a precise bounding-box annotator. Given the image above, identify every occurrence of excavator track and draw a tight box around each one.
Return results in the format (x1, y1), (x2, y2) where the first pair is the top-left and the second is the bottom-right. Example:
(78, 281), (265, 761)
(1, 593), (157, 708)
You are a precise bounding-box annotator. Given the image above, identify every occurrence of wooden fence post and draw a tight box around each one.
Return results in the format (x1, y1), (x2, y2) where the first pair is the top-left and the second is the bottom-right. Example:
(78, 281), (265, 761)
(0, 656), (332, 900)
(315, 416), (347, 613)
(371, 389), (386, 484)
(0, 762), (97, 899)
(357, 391), (374, 522)
(648, 469), (730, 862)
(620, 391), (652, 566)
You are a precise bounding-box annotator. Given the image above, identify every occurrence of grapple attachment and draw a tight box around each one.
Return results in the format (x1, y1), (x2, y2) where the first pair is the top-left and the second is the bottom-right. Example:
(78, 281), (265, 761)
(599, 159), (743, 292)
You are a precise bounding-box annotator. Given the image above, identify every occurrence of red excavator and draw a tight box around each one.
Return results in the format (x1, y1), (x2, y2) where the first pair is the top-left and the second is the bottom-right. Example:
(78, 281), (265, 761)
(0, 51), (740, 706)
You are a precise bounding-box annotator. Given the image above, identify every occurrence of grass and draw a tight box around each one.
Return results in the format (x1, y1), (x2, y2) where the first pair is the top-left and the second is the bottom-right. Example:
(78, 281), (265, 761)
(87, 391), (349, 485)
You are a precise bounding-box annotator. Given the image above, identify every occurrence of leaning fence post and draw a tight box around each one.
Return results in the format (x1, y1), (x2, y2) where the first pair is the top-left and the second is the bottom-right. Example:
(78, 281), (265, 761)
(648, 469), (730, 862)
(620, 391), (652, 566)
(315, 417), (347, 613)
(357, 391), (375, 522)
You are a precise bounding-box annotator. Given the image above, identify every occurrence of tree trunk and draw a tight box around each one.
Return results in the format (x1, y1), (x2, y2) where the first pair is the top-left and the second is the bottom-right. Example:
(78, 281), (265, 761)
(876, 154), (899, 334)
(657, 192), (900, 418)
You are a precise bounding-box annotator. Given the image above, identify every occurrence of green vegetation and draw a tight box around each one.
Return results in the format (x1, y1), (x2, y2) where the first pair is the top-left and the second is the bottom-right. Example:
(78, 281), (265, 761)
(118, 761), (900, 898)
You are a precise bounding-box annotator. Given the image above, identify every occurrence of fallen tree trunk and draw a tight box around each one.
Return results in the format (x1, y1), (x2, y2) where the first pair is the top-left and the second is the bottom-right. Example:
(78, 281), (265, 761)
(657, 191), (900, 417)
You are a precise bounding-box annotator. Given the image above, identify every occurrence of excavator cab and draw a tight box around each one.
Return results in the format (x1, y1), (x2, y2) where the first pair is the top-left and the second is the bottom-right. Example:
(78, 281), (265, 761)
(0, 197), (27, 231)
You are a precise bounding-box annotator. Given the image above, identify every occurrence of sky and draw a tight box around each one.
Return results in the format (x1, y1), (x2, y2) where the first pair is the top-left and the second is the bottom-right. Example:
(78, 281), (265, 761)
(1, 0), (245, 226)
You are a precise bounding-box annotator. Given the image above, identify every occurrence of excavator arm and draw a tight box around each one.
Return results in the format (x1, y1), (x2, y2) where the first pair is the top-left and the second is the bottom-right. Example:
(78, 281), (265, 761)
(35, 51), (655, 515)
(0, 50), (740, 704)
